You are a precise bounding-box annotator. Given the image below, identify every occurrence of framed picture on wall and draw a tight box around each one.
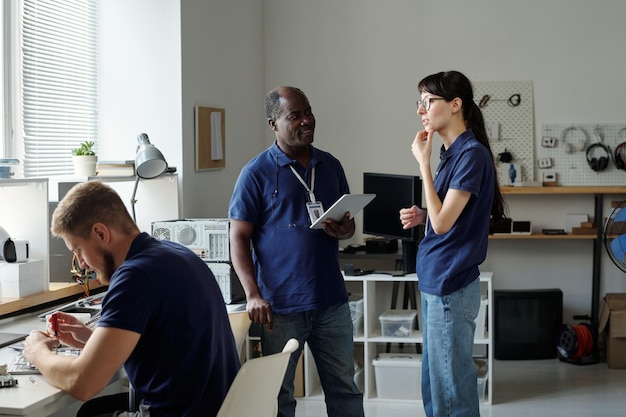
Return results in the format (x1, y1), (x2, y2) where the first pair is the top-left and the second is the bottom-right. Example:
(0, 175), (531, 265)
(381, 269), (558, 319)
(195, 106), (225, 170)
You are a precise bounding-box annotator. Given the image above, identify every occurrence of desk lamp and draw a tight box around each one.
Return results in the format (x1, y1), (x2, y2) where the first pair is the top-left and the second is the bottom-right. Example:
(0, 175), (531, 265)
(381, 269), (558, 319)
(131, 133), (168, 223)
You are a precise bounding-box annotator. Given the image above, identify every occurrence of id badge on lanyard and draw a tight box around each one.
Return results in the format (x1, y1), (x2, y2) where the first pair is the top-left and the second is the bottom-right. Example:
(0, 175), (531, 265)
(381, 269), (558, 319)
(290, 165), (324, 224)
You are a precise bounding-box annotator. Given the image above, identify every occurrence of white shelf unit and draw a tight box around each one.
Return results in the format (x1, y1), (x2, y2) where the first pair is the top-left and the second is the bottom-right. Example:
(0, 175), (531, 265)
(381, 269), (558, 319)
(245, 272), (493, 405)
(302, 272), (493, 404)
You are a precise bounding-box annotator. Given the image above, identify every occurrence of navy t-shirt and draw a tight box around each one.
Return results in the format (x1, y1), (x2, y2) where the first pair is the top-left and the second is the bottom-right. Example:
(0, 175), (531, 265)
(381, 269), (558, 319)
(98, 232), (239, 417)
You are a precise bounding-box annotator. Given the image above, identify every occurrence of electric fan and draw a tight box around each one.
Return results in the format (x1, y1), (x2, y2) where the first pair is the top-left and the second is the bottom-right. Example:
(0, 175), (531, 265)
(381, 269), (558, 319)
(603, 200), (626, 274)
(556, 202), (626, 365)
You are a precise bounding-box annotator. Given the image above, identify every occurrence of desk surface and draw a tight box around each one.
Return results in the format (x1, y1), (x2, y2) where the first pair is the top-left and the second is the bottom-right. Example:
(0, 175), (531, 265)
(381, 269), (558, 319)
(0, 311), (84, 417)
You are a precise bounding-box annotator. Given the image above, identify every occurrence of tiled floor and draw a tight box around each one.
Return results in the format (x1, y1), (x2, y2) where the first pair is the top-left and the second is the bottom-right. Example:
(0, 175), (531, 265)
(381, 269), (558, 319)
(295, 359), (626, 417)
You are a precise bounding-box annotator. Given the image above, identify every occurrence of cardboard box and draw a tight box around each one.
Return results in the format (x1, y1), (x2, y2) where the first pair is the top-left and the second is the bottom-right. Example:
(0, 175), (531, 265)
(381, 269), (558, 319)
(0, 259), (46, 298)
(565, 214), (588, 233)
(599, 293), (626, 369)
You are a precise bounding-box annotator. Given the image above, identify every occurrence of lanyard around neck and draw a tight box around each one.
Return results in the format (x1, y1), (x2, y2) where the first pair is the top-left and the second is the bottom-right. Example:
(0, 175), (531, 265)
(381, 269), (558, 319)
(289, 164), (316, 202)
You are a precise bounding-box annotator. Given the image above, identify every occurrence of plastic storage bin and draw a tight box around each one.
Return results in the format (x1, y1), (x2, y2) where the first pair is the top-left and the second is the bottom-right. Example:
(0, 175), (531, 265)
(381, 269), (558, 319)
(0, 158), (19, 179)
(372, 353), (422, 400)
(477, 375), (488, 401)
(350, 296), (364, 337)
(474, 296), (488, 339)
(379, 309), (417, 337)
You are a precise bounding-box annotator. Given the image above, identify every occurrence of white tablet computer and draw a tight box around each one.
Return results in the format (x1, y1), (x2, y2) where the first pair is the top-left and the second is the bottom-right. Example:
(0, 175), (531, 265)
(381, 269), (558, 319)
(310, 194), (376, 229)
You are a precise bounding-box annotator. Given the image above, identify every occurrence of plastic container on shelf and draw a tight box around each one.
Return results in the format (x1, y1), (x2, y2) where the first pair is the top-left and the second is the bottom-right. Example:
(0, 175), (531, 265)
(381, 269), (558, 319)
(349, 295), (364, 337)
(477, 374), (488, 401)
(372, 353), (422, 400)
(475, 358), (488, 401)
(379, 309), (417, 337)
(0, 159), (19, 179)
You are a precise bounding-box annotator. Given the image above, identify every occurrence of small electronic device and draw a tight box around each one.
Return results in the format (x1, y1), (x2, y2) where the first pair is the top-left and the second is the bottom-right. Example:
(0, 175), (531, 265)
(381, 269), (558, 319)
(511, 221), (532, 235)
(0, 371), (18, 388)
(309, 194), (375, 229)
(542, 229), (567, 235)
(8, 347), (81, 375)
(2, 238), (29, 263)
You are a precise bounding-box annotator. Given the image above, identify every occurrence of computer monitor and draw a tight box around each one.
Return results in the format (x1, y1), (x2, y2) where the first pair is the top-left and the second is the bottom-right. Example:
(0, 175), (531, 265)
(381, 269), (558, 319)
(363, 172), (424, 274)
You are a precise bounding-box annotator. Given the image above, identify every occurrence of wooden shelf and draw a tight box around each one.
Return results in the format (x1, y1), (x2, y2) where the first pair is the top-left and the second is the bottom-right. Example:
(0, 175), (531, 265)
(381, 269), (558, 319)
(0, 281), (107, 318)
(496, 186), (626, 328)
(489, 233), (597, 240)
(501, 186), (626, 195)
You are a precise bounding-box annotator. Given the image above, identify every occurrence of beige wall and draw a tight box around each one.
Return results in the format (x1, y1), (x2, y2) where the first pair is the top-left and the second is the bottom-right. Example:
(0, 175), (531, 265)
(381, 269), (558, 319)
(97, 0), (626, 321)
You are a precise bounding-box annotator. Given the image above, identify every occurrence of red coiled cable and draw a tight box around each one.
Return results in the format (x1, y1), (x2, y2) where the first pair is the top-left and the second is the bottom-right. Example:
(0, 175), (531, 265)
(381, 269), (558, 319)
(572, 324), (594, 360)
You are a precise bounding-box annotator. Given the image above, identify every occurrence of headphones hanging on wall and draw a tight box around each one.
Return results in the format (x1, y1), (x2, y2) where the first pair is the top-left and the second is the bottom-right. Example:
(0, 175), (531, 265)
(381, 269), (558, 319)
(614, 128), (626, 171)
(615, 142), (626, 171)
(585, 142), (611, 172)
(561, 126), (588, 154)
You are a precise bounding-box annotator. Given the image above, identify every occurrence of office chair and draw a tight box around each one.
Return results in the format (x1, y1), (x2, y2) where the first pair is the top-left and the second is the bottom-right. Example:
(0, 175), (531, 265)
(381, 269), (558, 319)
(228, 310), (252, 364)
(216, 338), (299, 417)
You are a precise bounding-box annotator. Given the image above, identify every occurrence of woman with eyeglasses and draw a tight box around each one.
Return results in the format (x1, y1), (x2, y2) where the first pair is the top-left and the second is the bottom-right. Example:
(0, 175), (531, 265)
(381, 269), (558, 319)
(400, 71), (506, 417)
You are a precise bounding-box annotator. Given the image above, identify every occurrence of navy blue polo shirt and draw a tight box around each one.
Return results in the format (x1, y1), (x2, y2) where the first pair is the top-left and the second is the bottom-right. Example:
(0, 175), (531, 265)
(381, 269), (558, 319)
(416, 129), (495, 295)
(228, 142), (350, 314)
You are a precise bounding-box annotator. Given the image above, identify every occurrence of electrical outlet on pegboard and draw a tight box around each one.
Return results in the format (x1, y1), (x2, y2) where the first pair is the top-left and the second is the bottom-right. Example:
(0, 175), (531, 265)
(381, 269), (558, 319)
(473, 80), (535, 184)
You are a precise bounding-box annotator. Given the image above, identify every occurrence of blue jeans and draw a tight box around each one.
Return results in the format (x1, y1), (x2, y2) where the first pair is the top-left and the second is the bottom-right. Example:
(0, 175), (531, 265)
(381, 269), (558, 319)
(421, 278), (481, 417)
(261, 302), (364, 417)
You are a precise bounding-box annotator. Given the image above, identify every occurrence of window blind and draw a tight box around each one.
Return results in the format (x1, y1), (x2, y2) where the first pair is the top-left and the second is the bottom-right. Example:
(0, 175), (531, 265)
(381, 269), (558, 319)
(20, 0), (97, 177)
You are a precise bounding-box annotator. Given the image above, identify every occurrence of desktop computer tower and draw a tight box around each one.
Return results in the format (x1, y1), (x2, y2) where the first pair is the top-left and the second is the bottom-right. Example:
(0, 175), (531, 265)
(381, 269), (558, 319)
(205, 262), (245, 304)
(151, 218), (245, 304)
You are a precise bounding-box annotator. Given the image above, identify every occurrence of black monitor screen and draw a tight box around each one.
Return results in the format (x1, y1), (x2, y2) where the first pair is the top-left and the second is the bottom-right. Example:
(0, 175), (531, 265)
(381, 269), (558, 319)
(363, 172), (422, 241)
(363, 172), (423, 274)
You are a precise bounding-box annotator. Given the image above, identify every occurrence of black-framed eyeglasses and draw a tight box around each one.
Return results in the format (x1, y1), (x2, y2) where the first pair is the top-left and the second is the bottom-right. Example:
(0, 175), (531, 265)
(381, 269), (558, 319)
(417, 97), (446, 111)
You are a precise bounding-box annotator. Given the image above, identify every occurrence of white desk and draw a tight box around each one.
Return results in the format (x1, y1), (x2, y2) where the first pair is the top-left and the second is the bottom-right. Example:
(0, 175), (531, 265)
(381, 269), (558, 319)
(0, 311), (114, 417)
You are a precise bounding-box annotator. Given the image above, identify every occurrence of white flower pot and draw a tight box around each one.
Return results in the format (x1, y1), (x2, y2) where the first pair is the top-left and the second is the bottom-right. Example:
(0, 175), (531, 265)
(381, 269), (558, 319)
(72, 155), (98, 176)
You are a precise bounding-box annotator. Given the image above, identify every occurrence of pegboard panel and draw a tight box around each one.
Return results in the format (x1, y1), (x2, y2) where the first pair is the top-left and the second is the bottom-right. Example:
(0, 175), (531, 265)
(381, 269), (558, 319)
(473, 81), (535, 185)
(539, 123), (626, 186)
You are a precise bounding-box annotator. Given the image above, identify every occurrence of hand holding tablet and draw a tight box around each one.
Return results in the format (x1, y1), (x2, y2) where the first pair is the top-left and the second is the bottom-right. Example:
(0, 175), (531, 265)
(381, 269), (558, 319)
(309, 194), (376, 229)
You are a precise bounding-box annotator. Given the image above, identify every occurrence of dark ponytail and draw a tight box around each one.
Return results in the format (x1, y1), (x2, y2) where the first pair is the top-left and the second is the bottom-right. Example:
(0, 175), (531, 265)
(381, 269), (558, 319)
(418, 71), (507, 220)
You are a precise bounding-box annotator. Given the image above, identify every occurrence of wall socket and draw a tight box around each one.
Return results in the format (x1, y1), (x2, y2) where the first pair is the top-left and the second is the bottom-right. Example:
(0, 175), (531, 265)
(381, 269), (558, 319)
(538, 157), (553, 169)
(486, 123), (499, 141)
(542, 136), (557, 148)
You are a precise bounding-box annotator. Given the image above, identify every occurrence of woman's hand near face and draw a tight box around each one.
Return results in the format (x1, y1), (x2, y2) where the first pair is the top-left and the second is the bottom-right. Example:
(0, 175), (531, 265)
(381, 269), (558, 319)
(411, 129), (434, 166)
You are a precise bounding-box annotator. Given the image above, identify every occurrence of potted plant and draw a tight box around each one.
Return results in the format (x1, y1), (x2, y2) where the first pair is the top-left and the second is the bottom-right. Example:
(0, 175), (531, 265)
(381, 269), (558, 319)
(72, 140), (98, 176)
